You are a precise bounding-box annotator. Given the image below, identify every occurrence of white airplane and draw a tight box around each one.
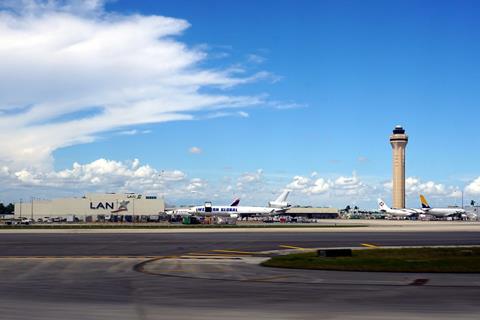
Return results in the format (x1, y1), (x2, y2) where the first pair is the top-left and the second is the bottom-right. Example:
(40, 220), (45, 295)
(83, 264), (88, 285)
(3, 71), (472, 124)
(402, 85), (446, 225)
(167, 191), (291, 218)
(377, 199), (423, 218)
(166, 198), (240, 216)
(420, 195), (466, 218)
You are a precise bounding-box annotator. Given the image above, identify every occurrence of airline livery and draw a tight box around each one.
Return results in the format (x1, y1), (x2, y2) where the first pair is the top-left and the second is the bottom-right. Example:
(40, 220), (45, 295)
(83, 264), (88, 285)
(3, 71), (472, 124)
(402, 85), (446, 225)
(377, 199), (423, 218)
(166, 190), (291, 218)
(419, 195), (466, 218)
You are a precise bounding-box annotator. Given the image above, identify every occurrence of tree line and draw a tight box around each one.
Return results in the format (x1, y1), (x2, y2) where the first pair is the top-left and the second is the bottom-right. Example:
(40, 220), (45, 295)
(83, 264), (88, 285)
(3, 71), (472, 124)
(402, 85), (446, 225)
(0, 203), (14, 215)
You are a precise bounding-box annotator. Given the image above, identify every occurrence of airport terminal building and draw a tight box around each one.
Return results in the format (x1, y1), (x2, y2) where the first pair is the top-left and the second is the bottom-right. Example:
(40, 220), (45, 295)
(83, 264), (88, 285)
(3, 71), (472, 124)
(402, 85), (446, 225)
(14, 193), (165, 221)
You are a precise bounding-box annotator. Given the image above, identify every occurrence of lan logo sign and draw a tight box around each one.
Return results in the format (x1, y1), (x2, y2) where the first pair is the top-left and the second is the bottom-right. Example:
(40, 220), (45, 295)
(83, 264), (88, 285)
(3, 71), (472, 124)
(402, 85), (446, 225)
(89, 201), (129, 213)
(90, 202), (114, 210)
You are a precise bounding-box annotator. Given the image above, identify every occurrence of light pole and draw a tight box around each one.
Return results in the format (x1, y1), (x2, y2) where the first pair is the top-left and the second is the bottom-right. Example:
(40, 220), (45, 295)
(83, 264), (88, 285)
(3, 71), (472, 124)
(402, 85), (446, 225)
(132, 198), (135, 223)
(31, 197), (34, 220)
(19, 198), (22, 218)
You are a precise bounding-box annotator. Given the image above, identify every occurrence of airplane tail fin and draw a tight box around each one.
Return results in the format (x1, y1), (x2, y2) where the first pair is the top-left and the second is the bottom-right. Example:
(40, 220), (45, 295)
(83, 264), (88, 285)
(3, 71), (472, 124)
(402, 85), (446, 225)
(420, 195), (431, 209)
(275, 190), (290, 203)
(268, 190), (291, 208)
(377, 199), (390, 211)
(230, 198), (240, 206)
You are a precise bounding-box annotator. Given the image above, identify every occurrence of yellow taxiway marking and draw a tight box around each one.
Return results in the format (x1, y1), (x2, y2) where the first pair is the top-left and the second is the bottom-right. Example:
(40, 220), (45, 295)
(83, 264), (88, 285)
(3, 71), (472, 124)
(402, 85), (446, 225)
(361, 243), (379, 248)
(279, 245), (309, 251)
(210, 249), (256, 255)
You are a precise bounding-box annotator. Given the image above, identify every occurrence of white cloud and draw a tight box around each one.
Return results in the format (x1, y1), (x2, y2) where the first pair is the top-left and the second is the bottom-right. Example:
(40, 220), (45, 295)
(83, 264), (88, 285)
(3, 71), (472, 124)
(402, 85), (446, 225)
(269, 101), (306, 110)
(306, 178), (330, 194)
(117, 129), (151, 136)
(238, 169), (263, 184)
(286, 175), (311, 190)
(0, 1), (268, 170)
(246, 53), (265, 64)
(357, 156), (368, 162)
(186, 178), (205, 193)
(465, 177), (480, 195)
(384, 176), (461, 198)
(189, 147), (202, 154)
(1, 158), (190, 194)
(286, 172), (369, 197)
(118, 130), (139, 136)
(204, 110), (251, 119)
(406, 177), (449, 196)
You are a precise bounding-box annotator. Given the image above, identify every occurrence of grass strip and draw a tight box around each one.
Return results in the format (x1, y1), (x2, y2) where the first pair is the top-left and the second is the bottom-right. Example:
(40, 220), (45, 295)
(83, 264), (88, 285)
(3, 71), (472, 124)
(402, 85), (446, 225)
(261, 247), (480, 273)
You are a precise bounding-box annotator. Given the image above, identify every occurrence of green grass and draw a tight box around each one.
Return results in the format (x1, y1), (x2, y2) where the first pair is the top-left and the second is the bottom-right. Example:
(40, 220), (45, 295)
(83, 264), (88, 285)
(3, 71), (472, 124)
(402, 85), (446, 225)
(0, 223), (366, 229)
(261, 247), (480, 273)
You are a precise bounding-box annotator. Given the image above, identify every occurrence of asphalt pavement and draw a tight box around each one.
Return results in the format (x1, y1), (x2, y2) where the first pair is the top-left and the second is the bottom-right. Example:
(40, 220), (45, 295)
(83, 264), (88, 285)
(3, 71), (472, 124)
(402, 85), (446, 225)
(0, 230), (479, 319)
(0, 231), (479, 256)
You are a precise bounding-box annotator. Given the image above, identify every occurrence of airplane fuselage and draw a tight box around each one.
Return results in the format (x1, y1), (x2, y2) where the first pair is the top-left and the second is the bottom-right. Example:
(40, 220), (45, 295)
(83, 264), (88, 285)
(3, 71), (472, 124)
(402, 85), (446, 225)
(194, 205), (276, 216)
(422, 208), (465, 217)
(381, 208), (422, 218)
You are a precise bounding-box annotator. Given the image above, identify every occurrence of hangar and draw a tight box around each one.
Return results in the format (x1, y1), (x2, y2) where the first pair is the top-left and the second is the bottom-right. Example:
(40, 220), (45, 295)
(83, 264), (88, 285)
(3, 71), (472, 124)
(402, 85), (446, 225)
(14, 193), (165, 221)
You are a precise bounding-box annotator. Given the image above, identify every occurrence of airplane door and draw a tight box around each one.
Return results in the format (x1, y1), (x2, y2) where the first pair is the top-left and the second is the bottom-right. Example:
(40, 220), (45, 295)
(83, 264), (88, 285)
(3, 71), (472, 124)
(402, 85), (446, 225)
(204, 202), (212, 213)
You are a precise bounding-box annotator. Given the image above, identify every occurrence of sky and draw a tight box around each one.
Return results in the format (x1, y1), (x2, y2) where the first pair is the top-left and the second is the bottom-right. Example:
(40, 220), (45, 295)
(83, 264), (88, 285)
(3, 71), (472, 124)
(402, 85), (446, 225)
(1, 0), (480, 208)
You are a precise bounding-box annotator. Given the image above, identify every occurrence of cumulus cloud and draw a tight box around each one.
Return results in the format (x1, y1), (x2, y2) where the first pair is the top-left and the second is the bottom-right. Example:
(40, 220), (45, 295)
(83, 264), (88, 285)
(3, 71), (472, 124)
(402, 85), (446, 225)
(406, 177), (461, 197)
(0, 157), (195, 196)
(286, 175), (311, 191)
(306, 178), (331, 194)
(238, 169), (263, 184)
(0, 0), (268, 170)
(286, 171), (378, 201)
(465, 177), (480, 195)
(186, 178), (206, 193)
(384, 177), (461, 198)
(286, 172), (367, 196)
(189, 147), (202, 154)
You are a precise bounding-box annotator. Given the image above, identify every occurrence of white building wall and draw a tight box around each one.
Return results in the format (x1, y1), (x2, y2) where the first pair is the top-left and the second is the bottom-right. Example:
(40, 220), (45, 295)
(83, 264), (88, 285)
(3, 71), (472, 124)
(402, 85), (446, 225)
(14, 193), (165, 219)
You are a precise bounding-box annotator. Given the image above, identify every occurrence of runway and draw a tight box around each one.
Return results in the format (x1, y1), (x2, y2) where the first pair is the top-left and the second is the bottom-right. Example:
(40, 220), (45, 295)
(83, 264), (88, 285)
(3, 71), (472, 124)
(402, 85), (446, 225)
(0, 231), (479, 256)
(1, 230), (479, 319)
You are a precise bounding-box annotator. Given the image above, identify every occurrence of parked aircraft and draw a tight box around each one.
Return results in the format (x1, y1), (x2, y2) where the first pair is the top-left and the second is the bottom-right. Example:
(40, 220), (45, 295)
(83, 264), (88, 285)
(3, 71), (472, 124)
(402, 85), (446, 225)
(419, 195), (466, 218)
(166, 191), (291, 218)
(377, 199), (422, 218)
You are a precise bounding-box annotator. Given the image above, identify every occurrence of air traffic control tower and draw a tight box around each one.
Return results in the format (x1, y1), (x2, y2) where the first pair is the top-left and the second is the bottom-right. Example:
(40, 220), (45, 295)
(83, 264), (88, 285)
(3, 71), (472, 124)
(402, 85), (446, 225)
(390, 125), (408, 208)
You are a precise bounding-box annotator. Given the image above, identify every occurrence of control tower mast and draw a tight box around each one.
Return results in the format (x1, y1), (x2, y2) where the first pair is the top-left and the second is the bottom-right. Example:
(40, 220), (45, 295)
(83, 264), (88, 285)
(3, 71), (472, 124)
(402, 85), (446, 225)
(390, 125), (408, 208)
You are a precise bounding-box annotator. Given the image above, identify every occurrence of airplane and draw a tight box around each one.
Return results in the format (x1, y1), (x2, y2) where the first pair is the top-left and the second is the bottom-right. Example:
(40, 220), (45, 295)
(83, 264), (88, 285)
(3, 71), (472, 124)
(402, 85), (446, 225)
(166, 190), (291, 218)
(166, 197), (240, 216)
(419, 195), (466, 218)
(377, 199), (423, 218)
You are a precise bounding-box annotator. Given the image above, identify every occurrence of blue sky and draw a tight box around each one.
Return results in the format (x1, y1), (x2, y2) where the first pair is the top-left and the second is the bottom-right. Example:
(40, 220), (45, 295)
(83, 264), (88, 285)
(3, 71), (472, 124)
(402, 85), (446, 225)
(1, 0), (480, 207)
